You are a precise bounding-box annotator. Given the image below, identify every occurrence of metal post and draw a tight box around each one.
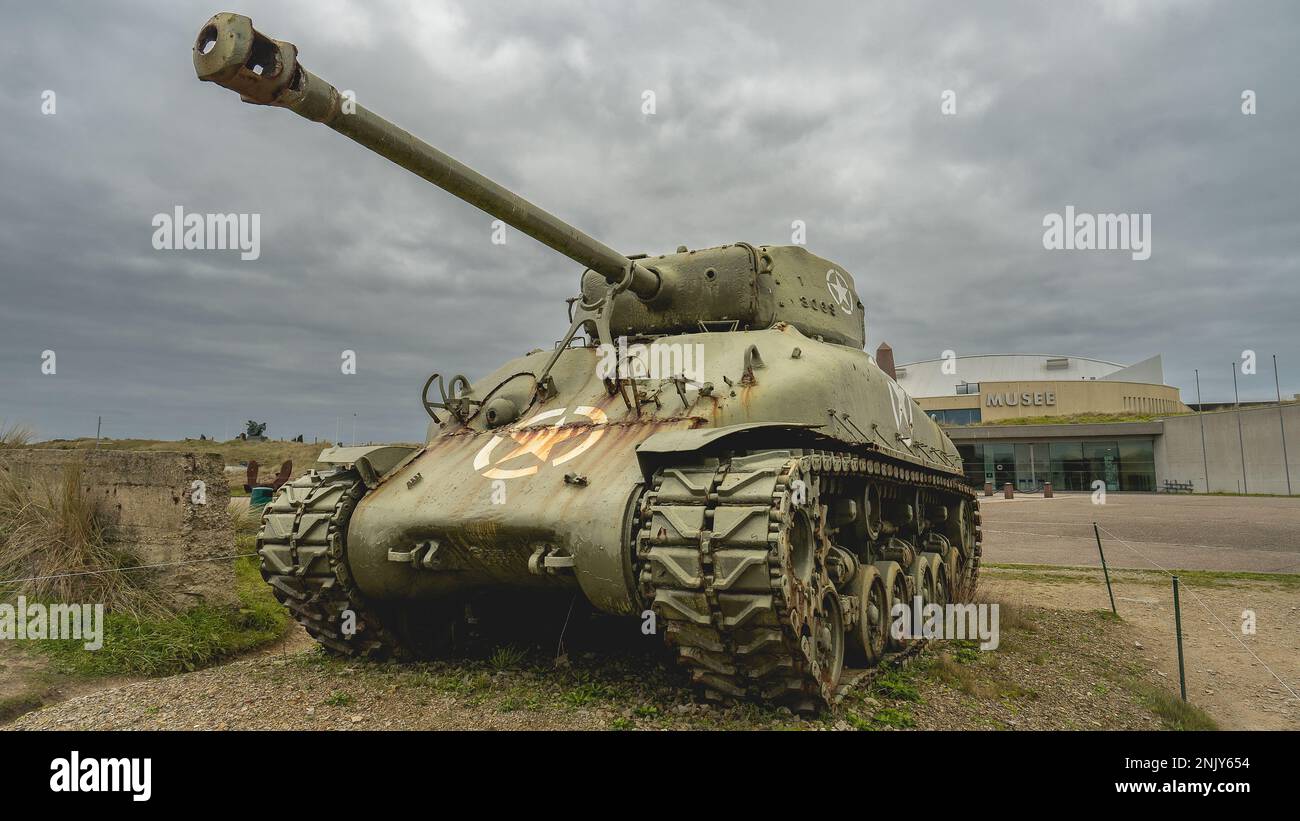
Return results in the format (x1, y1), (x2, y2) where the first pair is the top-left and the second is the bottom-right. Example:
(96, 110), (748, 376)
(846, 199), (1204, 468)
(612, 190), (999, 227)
(1233, 364), (1248, 494)
(1093, 522), (1117, 616)
(1275, 355), (1292, 495)
(95, 415), (101, 450)
(1172, 575), (1187, 701)
(1195, 369), (1209, 492)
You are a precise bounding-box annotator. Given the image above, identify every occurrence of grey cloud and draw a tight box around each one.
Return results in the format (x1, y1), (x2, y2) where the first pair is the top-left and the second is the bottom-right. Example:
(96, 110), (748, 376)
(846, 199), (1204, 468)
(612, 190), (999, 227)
(1, 0), (1297, 444)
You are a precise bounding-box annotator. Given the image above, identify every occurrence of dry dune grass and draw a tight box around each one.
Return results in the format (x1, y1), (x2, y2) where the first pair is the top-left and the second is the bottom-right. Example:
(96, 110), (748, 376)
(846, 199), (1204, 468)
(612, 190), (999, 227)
(0, 420), (34, 449)
(0, 459), (164, 615)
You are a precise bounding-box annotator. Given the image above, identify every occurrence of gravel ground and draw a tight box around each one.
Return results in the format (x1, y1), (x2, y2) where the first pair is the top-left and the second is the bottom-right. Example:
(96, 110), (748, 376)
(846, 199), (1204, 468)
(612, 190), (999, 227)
(8, 600), (1180, 731)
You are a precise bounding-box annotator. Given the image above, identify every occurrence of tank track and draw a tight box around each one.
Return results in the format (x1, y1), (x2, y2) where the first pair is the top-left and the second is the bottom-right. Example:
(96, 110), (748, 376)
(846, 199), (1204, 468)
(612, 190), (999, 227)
(637, 448), (981, 711)
(257, 468), (409, 659)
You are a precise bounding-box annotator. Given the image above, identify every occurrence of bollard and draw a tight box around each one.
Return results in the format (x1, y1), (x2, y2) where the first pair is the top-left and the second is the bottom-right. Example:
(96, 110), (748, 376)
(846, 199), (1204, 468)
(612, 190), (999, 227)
(1093, 523), (1117, 616)
(1173, 575), (1188, 701)
(1043, 482), (1053, 498)
(984, 482), (993, 497)
(1004, 483), (1014, 499)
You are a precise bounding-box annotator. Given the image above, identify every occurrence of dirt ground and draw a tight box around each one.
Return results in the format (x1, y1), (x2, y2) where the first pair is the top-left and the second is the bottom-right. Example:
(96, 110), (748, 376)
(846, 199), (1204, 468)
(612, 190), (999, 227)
(981, 567), (1299, 730)
(4, 494), (1296, 731)
(976, 492), (1300, 730)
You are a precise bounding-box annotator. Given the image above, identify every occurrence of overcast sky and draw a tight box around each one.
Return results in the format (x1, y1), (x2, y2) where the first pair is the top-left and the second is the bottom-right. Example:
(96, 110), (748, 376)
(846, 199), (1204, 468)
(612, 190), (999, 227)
(2, 0), (1297, 444)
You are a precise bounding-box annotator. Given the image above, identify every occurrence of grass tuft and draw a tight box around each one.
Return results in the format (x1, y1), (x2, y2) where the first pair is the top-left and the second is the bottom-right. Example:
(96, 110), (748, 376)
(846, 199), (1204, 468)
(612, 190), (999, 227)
(871, 670), (921, 702)
(488, 644), (527, 671)
(0, 420), (34, 449)
(0, 459), (164, 615)
(1136, 683), (1219, 730)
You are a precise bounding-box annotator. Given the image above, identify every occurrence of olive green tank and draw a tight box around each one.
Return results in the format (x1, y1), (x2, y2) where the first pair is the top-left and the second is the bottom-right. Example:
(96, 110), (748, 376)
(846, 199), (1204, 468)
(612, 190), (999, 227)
(194, 12), (981, 708)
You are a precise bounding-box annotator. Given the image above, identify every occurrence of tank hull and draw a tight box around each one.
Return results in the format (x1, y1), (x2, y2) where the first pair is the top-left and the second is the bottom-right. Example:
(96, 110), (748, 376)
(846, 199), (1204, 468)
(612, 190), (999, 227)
(348, 416), (696, 615)
(345, 324), (965, 618)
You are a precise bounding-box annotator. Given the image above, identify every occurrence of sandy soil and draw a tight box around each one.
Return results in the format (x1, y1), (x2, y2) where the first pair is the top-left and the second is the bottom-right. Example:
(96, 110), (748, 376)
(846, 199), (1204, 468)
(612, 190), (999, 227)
(981, 567), (1299, 730)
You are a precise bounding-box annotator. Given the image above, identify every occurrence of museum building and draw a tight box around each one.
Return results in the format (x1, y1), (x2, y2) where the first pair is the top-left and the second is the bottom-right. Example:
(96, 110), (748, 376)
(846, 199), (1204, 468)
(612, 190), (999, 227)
(878, 349), (1191, 492)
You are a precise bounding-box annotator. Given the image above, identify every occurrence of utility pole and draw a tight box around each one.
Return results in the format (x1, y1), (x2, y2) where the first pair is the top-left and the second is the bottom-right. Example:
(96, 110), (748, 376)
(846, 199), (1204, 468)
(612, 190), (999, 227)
(352, 412), (357, 447)
(95, 416), (102, 450)
(1233, 363), (1248, 494)
(1195, 369), (1209, 493)
(1275, 355), (1292, 495)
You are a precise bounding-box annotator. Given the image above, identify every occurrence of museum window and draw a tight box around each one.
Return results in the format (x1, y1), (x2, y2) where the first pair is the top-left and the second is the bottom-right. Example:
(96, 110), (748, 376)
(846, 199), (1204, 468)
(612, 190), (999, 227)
(1048, 441), (1087, 491)
(1119, 439), (1156, 491)
(956, 438), (1156, 492)
(1084, 441), (1120, 491)
(927, 407), (982, 425)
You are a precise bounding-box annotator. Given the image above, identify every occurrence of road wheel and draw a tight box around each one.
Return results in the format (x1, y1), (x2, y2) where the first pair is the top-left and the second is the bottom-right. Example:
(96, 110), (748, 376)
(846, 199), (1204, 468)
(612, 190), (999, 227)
(848, 567), (887, 667)
(814, 588), (846, 690)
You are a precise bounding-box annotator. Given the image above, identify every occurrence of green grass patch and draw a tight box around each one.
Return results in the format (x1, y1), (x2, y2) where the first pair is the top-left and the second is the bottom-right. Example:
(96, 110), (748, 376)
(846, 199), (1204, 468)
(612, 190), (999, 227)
(949, 640), (983, 664)
(867, 707), (915, 728)
(34, 555), (289, 677)
(1134, 683), (1219, 730)
(488, 644), (527, 671)
(870, 669), (922, 702)
(0, 689), (48, 723)
(561, 681), (614, 708)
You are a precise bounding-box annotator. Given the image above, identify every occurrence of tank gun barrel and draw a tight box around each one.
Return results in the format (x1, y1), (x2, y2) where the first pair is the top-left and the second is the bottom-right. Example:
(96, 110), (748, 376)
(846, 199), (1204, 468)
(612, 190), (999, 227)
(192, 12), (661, 299)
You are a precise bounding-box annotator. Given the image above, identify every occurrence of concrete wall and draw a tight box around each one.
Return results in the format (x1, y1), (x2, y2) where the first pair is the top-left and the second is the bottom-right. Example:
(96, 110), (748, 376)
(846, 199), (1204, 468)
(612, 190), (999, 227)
(1156, 404), (1299, 495)
(0, 449), (237, 607)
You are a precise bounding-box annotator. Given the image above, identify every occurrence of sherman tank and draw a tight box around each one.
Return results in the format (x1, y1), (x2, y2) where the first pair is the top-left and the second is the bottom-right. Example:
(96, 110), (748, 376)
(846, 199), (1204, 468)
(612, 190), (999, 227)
(193, 12), (981, 709)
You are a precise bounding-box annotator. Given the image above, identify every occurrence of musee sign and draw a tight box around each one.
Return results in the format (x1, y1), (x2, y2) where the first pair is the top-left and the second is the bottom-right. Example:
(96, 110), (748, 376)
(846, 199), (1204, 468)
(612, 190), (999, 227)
(986, 391), (1056, 408)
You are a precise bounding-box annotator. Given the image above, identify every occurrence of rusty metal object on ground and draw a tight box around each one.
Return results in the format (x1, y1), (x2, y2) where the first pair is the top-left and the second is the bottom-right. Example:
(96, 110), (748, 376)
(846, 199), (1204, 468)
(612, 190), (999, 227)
(269, 459), (292, 490)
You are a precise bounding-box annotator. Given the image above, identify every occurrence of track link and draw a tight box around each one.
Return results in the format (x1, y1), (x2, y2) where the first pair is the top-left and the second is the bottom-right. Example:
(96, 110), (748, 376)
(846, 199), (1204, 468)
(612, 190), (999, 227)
(638, 448), (981, 710)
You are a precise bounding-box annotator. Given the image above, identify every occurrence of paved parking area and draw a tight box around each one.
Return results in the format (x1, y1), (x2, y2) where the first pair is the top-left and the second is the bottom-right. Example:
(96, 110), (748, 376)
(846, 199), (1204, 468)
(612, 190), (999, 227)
(978, 492), (1300, 573)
